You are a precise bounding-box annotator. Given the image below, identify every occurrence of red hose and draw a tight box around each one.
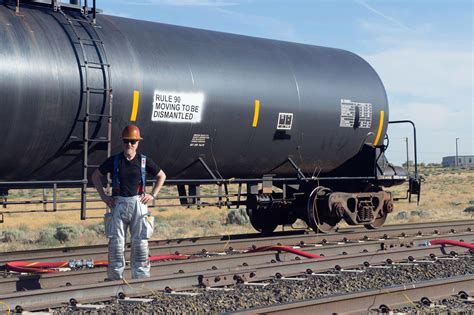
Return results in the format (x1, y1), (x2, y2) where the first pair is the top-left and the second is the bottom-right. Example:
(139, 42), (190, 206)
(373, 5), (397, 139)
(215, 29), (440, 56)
(430, 239), (474, 249)
(5, 254), (189, 274)
(5, 246), (318, 274)
(5, 260), (108, 273)
(6, 264), (62, 274)
(248, 245), (322, 259)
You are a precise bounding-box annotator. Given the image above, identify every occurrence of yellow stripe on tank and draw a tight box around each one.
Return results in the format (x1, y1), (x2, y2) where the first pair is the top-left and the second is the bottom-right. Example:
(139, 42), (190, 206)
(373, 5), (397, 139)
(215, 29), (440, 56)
(130, 90), (140, 122)
(374, 110), (385, 146)
(252, 100), (260, 127)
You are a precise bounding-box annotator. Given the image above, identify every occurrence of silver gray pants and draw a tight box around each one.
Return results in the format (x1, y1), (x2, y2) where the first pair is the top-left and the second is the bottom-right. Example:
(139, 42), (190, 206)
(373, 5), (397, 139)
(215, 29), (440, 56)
(105, 196), (154, 280)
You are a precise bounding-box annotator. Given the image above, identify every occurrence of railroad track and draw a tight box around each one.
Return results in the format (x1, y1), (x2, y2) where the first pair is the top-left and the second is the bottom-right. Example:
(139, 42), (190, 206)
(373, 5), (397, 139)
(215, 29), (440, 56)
(1, 231), (472, 295)
(0, 220), (473, 313)
(1, 220), (473, 264)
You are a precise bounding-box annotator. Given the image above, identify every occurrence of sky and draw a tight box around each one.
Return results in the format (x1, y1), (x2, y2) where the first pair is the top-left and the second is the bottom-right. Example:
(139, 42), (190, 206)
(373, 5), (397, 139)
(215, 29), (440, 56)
(99, 0), (473, 165)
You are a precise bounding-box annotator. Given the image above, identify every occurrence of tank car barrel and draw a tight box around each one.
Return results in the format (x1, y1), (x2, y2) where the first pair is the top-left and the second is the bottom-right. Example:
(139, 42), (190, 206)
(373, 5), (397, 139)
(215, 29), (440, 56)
(0, 1), (389, 182)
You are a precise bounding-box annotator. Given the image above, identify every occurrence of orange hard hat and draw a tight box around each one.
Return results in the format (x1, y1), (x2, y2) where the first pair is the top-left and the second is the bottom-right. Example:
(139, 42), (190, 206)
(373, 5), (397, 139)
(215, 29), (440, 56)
(122, 125), (143, 140)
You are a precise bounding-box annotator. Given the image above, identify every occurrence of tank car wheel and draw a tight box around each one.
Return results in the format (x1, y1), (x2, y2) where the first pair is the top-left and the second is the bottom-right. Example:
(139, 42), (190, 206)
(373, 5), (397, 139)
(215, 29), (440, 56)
(247, 208), (279, 234)
(306, 187), (339, 233)
(247, 209), (278, 234)
(364, 211), (388, 230)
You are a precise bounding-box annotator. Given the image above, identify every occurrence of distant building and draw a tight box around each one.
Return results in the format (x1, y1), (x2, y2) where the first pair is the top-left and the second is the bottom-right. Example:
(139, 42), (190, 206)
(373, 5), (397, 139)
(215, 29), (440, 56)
(442, 155), (474, 168)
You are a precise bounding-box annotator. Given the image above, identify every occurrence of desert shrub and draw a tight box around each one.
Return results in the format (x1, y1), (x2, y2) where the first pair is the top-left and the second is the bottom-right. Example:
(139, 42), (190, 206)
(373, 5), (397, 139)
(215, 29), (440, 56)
(88, 222), (106, 236)
(1, 229), (26, 242)
(395, 211), (409, 220)
(410, 209), (430, 218)
(464, 206), (474, 213)
(54, 225), (84, 243)
(37, 228), (59, 246)
(469, 200), (474, 206)
(225, 208), (249, 225)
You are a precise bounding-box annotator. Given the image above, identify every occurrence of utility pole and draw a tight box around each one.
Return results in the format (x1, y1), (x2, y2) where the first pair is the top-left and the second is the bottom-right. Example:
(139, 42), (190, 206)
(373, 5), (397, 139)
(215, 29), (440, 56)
(405, 137), (409, 173)
(455, 137), (460, 168)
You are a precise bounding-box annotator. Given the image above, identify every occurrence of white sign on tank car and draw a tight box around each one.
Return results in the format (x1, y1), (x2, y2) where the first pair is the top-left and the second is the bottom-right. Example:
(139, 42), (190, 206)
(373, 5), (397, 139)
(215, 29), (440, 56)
(152, 91), (205, 123)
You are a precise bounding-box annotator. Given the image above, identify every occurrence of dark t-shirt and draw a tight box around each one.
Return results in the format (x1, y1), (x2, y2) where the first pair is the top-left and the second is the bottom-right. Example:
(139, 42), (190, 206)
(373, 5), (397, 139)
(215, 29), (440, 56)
(99, 153), (161, 197)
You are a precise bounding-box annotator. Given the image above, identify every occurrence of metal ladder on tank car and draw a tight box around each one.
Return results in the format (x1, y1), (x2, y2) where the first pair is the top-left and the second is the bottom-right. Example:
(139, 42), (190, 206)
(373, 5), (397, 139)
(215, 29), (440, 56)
(57, 4), (113, 220)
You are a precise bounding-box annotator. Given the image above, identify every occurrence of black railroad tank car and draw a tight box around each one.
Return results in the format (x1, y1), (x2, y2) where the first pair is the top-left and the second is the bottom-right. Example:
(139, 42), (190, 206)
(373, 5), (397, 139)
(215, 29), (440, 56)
(0, 1), (415, 233)
(0, 1), (387, 180)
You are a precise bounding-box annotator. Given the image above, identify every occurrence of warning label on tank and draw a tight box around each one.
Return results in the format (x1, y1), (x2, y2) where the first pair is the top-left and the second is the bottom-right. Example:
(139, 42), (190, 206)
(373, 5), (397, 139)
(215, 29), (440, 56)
(152, 91), (205, 123)
(190, 134), (210, 147)
(339, 99), (372, 128)
(277, 113), (293, 130)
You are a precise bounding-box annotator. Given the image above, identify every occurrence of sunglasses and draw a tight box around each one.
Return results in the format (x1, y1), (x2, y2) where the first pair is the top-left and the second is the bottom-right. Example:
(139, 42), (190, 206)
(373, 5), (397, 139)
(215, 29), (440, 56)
(123, 140), (138, 145)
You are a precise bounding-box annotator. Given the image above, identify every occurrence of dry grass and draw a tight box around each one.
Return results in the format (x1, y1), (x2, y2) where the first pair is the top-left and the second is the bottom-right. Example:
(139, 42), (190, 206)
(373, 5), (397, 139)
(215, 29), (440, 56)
(387, 165), (474, 224)
(1, 165), (472, 251)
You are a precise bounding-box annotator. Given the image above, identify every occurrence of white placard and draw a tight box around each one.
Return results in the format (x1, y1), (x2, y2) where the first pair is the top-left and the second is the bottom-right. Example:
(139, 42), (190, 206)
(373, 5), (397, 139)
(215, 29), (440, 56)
(277, 112), (293, 130)
(152, 91), (205, 123)
(339, 99), (372, 128)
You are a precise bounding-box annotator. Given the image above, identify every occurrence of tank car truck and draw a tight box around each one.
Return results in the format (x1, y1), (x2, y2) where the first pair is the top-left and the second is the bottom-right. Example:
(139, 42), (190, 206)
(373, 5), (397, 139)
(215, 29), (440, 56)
(0, 0), (421, 232)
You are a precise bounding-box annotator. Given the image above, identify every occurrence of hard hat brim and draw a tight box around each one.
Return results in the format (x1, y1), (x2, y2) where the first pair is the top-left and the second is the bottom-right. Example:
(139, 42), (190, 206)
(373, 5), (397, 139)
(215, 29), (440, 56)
(122, 136), (143, 140)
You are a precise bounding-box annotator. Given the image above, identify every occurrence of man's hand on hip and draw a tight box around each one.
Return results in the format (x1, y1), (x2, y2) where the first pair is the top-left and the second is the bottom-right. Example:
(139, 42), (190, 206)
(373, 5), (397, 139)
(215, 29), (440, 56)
(140, 193), (155, 204)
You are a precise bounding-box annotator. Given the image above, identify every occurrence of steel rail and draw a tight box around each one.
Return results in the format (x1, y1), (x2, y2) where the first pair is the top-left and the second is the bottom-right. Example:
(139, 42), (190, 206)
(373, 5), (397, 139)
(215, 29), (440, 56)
(1, 220), (473, 264)
(0, 238), (472, 311)
(1, 232), (472, 295)
(232, 275), (474, 315)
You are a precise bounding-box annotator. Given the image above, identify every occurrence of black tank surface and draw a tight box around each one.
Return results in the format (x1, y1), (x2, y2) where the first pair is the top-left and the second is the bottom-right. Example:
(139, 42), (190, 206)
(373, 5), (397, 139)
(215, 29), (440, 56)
(0, 1), (389, 182)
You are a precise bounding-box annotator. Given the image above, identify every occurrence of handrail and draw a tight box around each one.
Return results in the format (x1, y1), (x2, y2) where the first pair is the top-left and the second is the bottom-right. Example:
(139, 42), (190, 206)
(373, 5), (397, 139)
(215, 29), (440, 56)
(388, 120), (418, 177)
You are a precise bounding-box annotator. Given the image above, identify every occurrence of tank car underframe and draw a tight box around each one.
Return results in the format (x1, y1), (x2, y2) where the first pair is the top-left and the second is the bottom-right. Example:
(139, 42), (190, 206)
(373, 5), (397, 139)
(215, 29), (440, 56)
(244, 178), (395, 234)
(0, 144), (411, 231)
(171, 172), (399, 234)
(0, 175), (396, 226)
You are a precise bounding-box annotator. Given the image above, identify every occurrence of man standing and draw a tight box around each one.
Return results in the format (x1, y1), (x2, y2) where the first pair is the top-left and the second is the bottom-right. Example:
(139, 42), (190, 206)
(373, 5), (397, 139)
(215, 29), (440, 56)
(92, 125), (166, 280)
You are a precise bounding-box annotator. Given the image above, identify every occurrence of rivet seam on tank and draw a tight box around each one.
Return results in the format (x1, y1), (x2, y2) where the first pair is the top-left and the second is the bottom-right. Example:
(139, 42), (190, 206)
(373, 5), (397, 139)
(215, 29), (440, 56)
(374, 110), (385, 146)
(130, 90), (140, 121)
(252, 100), (260, 128)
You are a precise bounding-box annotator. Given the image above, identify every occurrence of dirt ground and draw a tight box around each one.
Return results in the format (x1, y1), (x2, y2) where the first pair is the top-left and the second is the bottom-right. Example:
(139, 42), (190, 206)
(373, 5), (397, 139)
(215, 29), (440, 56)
(1, 165), (473, 251)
